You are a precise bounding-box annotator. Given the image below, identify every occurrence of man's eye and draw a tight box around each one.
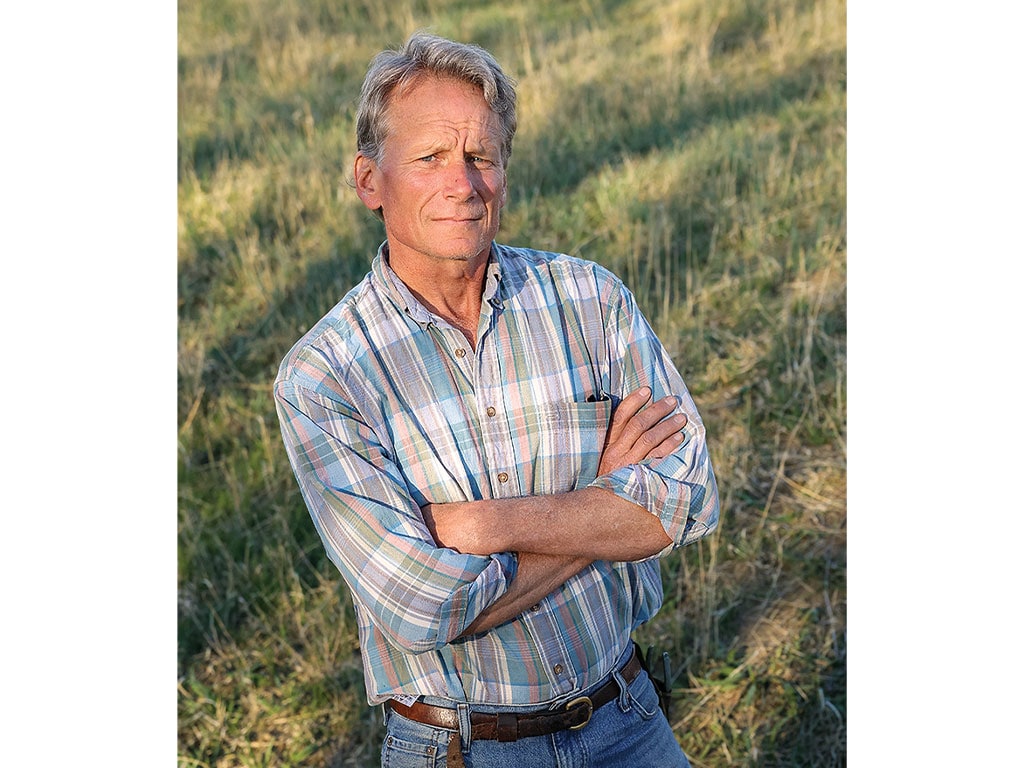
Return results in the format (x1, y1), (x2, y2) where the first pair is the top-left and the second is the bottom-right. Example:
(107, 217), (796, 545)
(469, 156), (493, 167)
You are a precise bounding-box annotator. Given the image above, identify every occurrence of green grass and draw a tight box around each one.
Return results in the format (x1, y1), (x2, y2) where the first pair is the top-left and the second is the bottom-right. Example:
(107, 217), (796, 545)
(178, 0), (846, 764)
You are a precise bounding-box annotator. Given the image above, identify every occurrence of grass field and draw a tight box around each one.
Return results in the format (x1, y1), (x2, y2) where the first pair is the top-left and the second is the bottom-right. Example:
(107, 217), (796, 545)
(177, 0), (846, 765)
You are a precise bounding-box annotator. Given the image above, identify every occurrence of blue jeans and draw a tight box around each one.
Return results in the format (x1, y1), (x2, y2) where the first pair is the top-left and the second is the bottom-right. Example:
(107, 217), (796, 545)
(380, 664), (691, 768)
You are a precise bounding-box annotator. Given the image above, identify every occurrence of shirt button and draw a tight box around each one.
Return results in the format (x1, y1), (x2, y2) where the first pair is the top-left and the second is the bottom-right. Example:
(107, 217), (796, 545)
(486, 406), (496, 417)
(530, 604), (540, 612)
(455, 348), (466, 358)
(553, 664), (564, 675)
(497, 472), (509, 483)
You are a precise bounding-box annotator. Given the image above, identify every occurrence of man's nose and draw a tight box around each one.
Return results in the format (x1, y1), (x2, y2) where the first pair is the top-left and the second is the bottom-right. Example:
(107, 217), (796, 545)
(444, 159), (477, 199)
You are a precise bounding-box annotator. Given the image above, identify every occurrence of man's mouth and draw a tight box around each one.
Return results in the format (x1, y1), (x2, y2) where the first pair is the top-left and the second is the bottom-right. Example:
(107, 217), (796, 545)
(437, 213), (485, 223)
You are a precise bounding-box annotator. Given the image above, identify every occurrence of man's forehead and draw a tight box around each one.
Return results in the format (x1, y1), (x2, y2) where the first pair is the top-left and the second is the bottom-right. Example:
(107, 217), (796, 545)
(384, 76), (501, 140)
(389, 75), (494, 118)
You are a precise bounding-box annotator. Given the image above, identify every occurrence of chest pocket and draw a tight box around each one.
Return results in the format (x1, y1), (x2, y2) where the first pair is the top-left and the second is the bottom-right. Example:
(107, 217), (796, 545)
(526, 399), (613, 495)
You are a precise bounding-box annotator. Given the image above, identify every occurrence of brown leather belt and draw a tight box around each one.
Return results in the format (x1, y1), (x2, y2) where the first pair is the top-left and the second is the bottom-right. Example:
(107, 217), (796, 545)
(385, 648), (642, 742)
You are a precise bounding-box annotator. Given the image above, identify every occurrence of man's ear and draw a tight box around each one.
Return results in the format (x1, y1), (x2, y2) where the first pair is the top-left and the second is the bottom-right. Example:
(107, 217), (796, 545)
(353, 153), (383, 212)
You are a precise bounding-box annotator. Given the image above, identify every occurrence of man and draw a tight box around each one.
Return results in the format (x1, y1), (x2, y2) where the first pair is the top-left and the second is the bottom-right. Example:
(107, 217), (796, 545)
(274, 32), (719, 768)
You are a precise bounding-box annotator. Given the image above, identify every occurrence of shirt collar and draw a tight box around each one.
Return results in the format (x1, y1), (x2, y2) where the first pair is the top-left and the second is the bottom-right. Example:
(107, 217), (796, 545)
(482, 245), (504, 310)
(371, 241), (505, 326)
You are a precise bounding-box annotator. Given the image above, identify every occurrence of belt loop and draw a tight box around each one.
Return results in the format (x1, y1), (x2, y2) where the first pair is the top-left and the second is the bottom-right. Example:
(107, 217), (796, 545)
(611, 668), (631, 711)
(456, 702), (473, 751)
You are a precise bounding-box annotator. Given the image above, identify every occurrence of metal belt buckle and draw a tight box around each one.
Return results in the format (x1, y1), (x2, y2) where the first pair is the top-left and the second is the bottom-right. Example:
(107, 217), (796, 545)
(566, 695), (594, 730)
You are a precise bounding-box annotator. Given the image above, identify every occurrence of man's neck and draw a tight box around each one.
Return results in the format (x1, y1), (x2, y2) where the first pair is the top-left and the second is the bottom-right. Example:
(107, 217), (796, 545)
(387, 246), (491, 346)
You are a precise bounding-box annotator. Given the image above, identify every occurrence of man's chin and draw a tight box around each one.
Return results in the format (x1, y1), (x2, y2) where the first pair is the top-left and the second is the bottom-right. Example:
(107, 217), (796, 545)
(432, 248), (487, 264)
(432, 238), (495, 263)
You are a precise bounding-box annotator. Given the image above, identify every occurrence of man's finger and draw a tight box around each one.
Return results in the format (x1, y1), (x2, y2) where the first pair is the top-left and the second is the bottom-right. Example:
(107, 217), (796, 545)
(633, 413), (688, 460)
(614, 395), (680, 454)
(646, 432), (685, 460)
(604, 386), (652, 446)
(599, 390), (688, 476)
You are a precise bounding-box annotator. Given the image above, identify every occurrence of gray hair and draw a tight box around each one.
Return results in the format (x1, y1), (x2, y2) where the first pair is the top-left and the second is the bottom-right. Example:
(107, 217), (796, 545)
(355, 32), (518, 168)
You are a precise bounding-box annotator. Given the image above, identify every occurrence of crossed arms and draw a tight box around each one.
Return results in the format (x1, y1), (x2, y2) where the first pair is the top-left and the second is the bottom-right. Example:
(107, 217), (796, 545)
(423, 386), (686, 636)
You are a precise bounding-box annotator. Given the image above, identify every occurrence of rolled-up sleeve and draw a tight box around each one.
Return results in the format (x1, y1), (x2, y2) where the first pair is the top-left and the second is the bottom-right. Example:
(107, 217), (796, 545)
(587, 281), (720, 556)
(275, 359), (517, 653)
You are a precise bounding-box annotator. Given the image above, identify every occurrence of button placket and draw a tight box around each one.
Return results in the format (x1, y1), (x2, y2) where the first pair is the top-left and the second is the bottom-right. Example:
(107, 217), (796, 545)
(431, 323), (473, 382)
(474, 327), (518, 497)
(515, 594), (577, 695)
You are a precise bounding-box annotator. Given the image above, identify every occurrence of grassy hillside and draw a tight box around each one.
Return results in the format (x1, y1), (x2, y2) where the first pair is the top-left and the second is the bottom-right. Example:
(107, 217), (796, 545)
(177, 0), (846, 765)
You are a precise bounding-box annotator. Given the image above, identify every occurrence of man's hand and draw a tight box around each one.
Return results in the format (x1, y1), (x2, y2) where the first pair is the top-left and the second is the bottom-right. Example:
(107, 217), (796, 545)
(598, 386), (687, 476)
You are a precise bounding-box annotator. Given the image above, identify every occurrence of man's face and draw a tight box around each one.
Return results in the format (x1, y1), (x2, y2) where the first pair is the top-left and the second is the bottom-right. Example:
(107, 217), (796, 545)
(355, 75), (508, 268)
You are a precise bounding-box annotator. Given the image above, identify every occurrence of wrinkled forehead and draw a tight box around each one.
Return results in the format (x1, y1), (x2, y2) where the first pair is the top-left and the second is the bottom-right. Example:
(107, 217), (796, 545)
(381, 74), (503, 149)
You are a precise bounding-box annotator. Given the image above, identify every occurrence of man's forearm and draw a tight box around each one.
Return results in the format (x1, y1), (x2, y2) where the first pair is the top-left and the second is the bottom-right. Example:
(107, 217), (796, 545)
(425, 487), (672, 561)
(458, 552), (591, 637)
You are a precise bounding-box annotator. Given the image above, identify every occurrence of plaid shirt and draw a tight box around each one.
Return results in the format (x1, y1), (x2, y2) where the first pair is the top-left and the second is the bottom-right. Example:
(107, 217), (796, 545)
(274, 242), (719, 706)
